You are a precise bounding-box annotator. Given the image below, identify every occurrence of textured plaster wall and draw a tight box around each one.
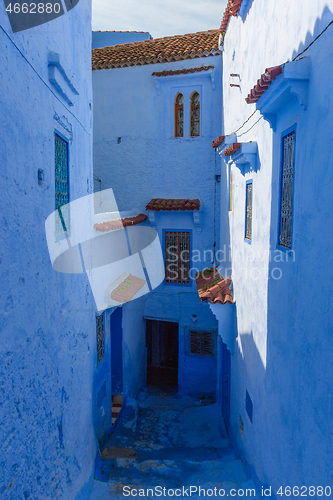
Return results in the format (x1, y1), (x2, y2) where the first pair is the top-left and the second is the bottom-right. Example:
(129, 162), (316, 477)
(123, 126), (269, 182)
(221, 0), (333, 492)
(0, 2), (96, 499)
(92, 31), (151, 49)
(93, 56), (222, 397)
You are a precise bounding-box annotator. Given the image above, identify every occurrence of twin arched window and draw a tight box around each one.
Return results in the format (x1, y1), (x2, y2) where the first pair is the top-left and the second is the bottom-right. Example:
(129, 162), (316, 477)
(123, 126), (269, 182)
(174, 91), (200, 137)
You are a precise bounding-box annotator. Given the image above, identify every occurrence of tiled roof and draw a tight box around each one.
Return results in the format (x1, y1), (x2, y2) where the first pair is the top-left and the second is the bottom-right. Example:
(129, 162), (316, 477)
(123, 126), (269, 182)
(212, 135), (225, 148)
(94, 213), (147, 232)
(246, 65), (283, 104)
(220, 0), (243, 35)
(195, 267), (233, 305)
(224, 143), (241, 156)
(92, 30), (221, 70)
(152, 66), (214, 77)
(146, 199), (200, 211)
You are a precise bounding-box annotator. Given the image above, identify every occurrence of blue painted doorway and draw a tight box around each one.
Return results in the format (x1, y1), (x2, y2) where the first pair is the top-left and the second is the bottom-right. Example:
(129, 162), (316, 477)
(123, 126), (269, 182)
(111, 307), (123, 394)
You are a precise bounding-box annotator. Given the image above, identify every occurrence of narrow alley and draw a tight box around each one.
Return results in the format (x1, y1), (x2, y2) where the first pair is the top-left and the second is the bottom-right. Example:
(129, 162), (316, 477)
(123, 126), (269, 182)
(90, 386), (260, 499)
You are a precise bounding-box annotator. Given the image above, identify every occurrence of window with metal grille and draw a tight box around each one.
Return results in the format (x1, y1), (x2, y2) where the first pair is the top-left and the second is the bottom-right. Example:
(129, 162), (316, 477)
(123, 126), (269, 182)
(278, 130), (295, 249)
(165, 231), (191, 284)
(186, 329), (217, 357)
(190, 91), (200, 136)
(96, 313), (104, 365)
(245, 181), (252, 240)
(174, 93), (184, 137)
(55, 133), (70, 236)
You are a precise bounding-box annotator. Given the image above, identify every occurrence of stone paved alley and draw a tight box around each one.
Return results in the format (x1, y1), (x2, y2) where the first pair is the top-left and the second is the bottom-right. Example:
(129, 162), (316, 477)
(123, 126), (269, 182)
(90, 387), (260, 499)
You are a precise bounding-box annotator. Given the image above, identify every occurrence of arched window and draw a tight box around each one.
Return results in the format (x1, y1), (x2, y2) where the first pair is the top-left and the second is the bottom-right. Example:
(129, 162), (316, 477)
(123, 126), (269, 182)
(190, 91), (200, 136)
(174, 93), (184, 137)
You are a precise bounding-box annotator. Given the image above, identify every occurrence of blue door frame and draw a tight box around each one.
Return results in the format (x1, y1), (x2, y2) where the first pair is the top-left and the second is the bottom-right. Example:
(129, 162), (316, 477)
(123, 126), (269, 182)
(93, 312), (112, 443)
(111, 307), (123, 394)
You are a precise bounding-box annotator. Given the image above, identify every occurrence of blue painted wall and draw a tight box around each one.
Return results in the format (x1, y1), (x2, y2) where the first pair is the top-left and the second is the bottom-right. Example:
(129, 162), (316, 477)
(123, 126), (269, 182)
(92, 31), (151, 49)
(93, 52), (222, 397)
(0, 1), (96, 498)
(218, 1), (333, 494)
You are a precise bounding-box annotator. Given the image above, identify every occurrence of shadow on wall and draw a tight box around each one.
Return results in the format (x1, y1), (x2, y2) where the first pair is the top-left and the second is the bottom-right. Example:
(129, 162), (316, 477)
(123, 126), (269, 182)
(291, 5), (333, 61)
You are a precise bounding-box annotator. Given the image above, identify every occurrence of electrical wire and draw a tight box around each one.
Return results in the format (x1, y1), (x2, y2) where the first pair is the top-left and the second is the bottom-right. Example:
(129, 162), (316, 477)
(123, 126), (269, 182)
(222, 17), (333, 139)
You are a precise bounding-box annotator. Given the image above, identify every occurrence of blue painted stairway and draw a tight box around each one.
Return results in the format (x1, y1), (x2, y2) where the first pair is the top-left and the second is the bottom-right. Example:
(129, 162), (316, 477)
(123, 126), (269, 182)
(90, 386), (261, 499)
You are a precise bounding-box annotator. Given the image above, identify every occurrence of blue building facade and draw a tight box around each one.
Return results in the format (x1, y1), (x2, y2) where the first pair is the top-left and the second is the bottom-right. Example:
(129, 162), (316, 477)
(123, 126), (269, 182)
(212, 0), (333, 494)
(92, 31), (223, 399)
(0, 1), (98, 498)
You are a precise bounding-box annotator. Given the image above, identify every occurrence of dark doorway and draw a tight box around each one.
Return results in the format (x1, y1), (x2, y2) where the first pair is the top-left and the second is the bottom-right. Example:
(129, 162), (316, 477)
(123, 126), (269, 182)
(146, 320), (179, 387)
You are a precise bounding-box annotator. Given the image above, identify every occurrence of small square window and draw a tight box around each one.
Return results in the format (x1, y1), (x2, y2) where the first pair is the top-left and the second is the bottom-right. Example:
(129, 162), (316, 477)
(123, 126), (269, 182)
(185, 328), (217, 357)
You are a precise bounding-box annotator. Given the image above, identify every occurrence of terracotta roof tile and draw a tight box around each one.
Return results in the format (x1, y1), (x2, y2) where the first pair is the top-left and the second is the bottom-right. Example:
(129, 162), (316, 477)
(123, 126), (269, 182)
(246, 64), (283, 104)
(224, 143), (241, 156)
(94, 213), (147, 232)
(146, 199), (200, 211)
(195, 267), (233, 305)
(152, 65), (214, 77)
(220, 0), (244, 37)
(212, 135), (225, 148)
(92, 30), (221, 70)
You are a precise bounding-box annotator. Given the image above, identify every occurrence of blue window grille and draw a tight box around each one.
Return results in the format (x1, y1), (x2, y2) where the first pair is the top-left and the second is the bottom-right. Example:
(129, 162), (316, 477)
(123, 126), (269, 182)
(55, 133), (70, 236)
(278, 130), (295, 249)
(96, 313), (104, 365)
(245, 181), (252, 240)
(185, 328), (217, 357)
(165, 231), (191, 284)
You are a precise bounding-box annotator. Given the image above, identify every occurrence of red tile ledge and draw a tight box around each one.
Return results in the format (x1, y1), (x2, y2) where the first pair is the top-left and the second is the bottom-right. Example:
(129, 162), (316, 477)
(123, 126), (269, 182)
(195, 267), (233, 305)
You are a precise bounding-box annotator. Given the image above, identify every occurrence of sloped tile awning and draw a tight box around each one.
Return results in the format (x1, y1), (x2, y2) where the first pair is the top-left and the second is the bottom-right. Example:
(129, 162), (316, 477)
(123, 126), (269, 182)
(245, 58), (310, 130)
(146, 199), (200, 211)
(212, 135), (225, 149)
(195, 267), (233, 305)
(245, 65), (283, 104)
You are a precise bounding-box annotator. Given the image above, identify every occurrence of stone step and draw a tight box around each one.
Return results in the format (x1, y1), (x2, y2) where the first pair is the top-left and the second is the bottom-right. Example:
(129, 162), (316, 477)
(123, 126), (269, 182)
(95, 454), (247, 485)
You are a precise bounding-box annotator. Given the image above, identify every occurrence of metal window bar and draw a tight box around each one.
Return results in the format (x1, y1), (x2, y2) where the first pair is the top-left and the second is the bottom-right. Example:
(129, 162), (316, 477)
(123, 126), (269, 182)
(175, 94), (184, 137)
(165, 231), (190, 284)
(96, 313), (104, 365)
(190, 92), (200, 137)
(245, 182), (252, 240)
(278, 131), (295, 249)
(55, 134), (70, 236)
(190, 330), (213, 356)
